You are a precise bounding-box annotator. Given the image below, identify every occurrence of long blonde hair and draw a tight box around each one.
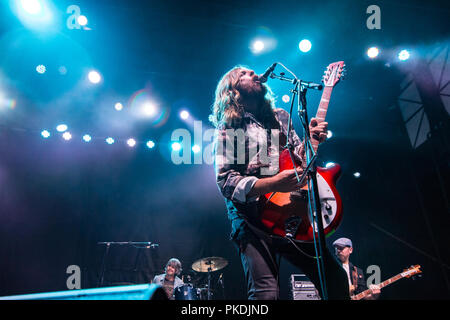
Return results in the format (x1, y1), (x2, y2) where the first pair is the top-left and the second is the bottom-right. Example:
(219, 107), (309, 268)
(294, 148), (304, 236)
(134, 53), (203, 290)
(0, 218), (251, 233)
(209, 66), (277, 129)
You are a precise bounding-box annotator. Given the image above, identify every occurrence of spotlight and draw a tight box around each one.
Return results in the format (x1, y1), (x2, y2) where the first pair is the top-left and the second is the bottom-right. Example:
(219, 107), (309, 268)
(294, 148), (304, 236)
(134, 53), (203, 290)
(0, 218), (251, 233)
(115, 102), (123, 111)
(398, 50), (410, 61)
(146, 140), (155, 149)
(367, 47), (379, 59)
(20, 0), (42, 15)
(299, 39), (312, 53)
(180, 110), (189, 120)
(251, 40), (265, 54)
(88, 70), (101, 84)
(282, 95), (290, 103)
(41, 130), (50, 138)
(325, 162), (335, 168)
(36, 64), (46, 74)
(327, 130), (333, 139)
(171, 142), (181, 152)
(192, 144), (201, 153)
(353, 172), (361, 178)
(106, 137), (114, 145)
(82, 134), (91, 142)
(62, 131), (72, 141)
(13, 0), (53, 30)
(56, 124), (68, 132)
(127, 138), (136, 147)
(142, 102), (157, 117)
(77, 15), (88, 26)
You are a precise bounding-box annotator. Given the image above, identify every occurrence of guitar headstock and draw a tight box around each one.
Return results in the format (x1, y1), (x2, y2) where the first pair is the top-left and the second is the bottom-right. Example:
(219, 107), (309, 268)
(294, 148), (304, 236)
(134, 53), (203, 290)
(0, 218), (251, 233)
(401, 265), (422, 278)
(322, 61), (346, 87)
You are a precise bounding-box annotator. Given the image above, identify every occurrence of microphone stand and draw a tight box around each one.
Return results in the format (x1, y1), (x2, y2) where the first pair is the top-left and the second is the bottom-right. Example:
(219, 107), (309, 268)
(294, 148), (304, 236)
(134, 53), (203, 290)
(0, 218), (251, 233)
(97, 241), (158, 287)
(270, 72), (329, 300)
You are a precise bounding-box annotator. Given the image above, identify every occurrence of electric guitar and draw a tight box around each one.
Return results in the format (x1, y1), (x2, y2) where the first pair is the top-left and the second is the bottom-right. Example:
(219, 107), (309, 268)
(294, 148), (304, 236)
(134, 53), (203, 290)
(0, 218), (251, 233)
(259, 61), (346, 242)
(351, 265), (422, 300)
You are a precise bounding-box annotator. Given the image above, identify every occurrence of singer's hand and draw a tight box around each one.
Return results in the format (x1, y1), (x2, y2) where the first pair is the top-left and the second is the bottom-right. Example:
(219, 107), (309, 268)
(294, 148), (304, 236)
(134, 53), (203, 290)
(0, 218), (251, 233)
(309, 118), (328, 144)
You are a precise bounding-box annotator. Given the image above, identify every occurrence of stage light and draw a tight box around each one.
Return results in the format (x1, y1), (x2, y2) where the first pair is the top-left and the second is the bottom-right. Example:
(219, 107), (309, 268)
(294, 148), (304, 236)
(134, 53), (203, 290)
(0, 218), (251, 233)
(41, 130), (50, 138)
(142, 102), (157, 117)
(56, 124), (68, 132)
(282, 95), (290, 103)
(192, 144), (201, 153)
(88, 70), (101, 84)
(180, 110), (189, 120)
(115, 102), (123, 111)
(62, 131), (72, 141)
(299, 39), (312, 53)
(77, 15), (88, 26)
(353, 172), (361, 178)
(171, 142), (181, 152)
(106, 137), (114, 145)
(327, 130), (333, 139)
(13, 0), (53, 30)
(20, 0), (42, 15)
(367, 47), (379, 59)
(36, 64), (46, 74)
(325, 162), (335, 168)
(82, 134), (91, 142)
(146, 140), (155, 149)
(398, 50), (410, 61)
(251, 40), (265, 53)
(127, 138), (136, 147)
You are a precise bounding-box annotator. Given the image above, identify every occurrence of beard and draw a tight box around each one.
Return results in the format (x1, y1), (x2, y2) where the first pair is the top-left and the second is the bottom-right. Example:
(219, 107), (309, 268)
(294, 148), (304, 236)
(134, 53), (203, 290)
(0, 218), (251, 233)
(238, 82), (267, 101)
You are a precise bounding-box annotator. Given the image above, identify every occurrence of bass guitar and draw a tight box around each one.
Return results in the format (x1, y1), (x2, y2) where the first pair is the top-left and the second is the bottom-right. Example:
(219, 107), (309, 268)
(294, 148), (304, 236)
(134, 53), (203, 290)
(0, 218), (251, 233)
(351, 265), (422, 300)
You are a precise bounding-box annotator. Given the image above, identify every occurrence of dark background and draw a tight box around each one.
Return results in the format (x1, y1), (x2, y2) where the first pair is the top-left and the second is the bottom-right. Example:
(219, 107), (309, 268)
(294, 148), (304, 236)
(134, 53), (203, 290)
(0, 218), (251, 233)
(0, 0), (449, 300)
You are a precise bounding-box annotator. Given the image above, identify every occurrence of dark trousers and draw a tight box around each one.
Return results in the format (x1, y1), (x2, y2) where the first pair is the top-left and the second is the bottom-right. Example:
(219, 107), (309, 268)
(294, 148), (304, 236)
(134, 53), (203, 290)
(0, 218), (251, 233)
(237, 230), (350, 300)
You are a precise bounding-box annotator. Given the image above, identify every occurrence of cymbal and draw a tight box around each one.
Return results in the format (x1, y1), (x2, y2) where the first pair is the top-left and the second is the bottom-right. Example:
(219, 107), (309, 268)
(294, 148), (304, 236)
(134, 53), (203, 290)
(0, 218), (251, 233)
(192, 256), (228, 273)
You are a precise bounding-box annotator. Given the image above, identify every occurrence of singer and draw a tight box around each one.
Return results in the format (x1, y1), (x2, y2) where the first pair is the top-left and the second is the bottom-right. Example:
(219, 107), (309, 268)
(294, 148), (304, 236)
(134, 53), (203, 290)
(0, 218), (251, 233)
(209, 65), (349, 300)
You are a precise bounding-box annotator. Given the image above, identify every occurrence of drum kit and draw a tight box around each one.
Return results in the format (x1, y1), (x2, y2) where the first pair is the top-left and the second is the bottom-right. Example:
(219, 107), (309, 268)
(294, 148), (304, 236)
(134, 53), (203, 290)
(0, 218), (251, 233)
(174, 256), (228, 300)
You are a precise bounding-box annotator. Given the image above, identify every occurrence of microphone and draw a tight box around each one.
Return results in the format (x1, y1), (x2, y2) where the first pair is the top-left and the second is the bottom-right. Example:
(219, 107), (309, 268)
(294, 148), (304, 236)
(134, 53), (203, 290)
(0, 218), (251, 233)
(259, 62), (277, 83)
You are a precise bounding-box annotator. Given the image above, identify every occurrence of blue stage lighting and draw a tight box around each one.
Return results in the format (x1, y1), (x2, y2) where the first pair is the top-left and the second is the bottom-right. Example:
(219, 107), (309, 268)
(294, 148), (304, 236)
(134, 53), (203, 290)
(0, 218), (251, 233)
(62, 131), (72, 141)
(106, 137), (114, 145)
(251, 40), (265, 54)
(180, 110), (189, 120)
(146, 140), (155, 149)
(77, 15), (88, 26)
(192, 144), (201, 154)
(327, 130), (333, 139)
(353, 172), (361, 178)
(325, 162), (335, 168)
(88, 70), (101, 84)
(299, 39), (312, 53)
(12, 0), (54, 30)
(367, 47), (379, 59)
(171, 142), (181, 152)
(127, 138), (136, 147)
(398, 50), (410, 61)
(36, 64), (46, 74)
(82, 134), (91, 142)
(56, 124), (68, 132)
(41, 130), (50, 138)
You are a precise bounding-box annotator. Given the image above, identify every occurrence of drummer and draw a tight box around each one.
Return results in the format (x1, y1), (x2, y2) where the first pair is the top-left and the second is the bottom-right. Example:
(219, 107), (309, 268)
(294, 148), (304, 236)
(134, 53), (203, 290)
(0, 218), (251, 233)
(152, 258), (184, 300)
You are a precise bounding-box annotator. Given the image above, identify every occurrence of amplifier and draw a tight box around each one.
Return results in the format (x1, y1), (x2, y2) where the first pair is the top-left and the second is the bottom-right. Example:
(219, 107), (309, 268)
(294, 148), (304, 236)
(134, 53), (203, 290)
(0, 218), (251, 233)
(290, 274), (321, 300)
(0, 284), (168, 300)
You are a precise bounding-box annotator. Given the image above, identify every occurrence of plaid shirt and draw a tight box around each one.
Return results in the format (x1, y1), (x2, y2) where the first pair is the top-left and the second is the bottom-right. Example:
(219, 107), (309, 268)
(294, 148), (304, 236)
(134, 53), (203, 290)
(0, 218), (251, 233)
(213, 108), (305, 241)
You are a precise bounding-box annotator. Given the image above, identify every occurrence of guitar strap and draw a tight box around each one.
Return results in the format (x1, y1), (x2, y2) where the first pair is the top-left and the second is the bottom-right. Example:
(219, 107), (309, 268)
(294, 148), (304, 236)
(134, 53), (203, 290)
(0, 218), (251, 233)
(351, 266), (358, 292)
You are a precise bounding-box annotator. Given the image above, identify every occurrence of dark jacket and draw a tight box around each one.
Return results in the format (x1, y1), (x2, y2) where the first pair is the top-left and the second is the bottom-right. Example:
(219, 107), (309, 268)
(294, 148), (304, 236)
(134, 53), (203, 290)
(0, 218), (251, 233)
(349, 262), (368, 295)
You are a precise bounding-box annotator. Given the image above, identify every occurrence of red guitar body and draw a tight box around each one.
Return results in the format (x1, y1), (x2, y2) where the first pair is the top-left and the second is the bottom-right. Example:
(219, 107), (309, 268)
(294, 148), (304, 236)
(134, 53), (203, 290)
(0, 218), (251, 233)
(258, 61), (346, 242)
(259, 149), (343, 242)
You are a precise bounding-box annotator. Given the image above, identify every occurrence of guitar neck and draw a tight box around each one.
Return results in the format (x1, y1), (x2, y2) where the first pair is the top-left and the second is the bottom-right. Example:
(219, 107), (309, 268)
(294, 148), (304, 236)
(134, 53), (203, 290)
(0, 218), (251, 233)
(310, 86), (333, 153)
(353, 273), (404, 300)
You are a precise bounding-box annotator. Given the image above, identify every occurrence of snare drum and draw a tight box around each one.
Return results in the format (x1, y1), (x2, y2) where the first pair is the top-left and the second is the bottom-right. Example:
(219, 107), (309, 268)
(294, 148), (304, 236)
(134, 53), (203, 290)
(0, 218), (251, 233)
(174, 284), (199, 300)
